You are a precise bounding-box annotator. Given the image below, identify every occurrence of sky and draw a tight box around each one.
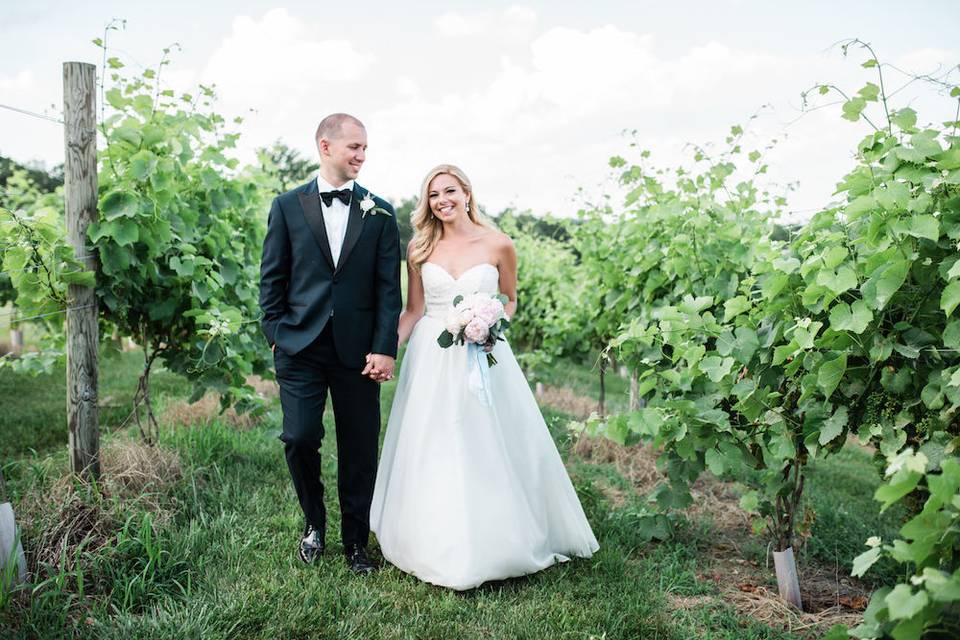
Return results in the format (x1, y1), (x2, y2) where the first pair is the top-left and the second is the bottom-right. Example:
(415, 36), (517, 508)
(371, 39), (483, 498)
(1, 1), (958, 220)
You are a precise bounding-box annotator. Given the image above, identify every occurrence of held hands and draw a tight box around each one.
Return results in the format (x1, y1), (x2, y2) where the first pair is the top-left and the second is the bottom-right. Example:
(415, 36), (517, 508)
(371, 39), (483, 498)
(362, 353), (395, 383)
(274, 343), (393, 382)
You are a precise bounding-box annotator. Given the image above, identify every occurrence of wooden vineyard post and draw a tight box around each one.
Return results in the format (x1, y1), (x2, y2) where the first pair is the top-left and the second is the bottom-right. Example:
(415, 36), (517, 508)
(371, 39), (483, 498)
(63, 61), (100, 481)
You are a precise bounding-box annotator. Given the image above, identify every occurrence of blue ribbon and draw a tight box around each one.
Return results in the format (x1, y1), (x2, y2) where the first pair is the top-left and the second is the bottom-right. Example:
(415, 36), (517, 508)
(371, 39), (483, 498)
(467, 343), (494, 407)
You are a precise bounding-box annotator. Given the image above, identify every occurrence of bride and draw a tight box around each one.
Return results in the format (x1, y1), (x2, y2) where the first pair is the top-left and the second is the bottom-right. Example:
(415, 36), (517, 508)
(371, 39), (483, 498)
(369, 164), (599, 590)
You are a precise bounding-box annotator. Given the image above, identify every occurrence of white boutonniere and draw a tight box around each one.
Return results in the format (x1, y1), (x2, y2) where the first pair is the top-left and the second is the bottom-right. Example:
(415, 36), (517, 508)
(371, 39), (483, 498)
(359, 192), (392, 219)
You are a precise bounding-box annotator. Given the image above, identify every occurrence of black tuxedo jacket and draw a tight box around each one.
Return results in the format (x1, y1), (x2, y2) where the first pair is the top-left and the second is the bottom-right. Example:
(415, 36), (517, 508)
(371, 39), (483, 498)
(258, 179), (401, 367)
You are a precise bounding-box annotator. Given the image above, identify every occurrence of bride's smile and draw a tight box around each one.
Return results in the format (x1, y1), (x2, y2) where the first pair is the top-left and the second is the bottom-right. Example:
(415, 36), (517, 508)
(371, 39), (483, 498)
(428, 173), (470, 222)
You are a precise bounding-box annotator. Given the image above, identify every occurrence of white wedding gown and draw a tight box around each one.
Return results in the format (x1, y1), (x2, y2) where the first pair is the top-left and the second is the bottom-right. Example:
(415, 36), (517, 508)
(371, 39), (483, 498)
(370, 262), (599, 590)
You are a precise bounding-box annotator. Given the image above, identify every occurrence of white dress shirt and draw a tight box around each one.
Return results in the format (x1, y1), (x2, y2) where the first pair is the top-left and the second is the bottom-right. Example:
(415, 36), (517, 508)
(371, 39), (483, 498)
(316, 174), (354, 267)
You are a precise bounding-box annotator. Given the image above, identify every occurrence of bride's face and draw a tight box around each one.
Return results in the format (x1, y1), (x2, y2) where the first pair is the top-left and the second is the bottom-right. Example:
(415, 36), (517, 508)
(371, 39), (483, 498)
(427, 174), (470, 223)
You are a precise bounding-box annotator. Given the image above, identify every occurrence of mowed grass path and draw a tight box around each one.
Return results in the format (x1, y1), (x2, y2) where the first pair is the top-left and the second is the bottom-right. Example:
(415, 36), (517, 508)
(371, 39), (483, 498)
(1, 351), (893, 639)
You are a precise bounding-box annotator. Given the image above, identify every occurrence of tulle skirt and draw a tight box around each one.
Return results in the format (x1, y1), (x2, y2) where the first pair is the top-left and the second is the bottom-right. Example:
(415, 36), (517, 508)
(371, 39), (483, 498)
(370, 315), (599, 590)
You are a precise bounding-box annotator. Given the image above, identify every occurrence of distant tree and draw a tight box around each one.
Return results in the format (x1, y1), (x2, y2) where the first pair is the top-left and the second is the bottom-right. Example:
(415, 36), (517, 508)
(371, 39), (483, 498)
(0, 155), (63, 193)
(493, 208), (573, 243)
(256, 141), (319, 192)
(394, 196), (417, 258)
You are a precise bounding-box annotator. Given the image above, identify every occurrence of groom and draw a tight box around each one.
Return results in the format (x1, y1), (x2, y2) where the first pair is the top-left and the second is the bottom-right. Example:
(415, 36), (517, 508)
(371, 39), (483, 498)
(259, 113), (401, 574)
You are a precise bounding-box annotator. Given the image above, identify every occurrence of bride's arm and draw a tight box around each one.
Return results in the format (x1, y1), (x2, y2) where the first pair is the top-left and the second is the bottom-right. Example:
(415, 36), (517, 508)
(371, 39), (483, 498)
(497, 235), (518, 320)
(397, 250), (425, 347)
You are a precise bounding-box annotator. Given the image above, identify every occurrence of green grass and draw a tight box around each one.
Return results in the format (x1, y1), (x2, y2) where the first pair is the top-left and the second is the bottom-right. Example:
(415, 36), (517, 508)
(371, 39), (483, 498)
(0, 354), (898, 639)
(801, 446), (904, 587)
(3, 411), (796, 640)
(0, 347), (193, 458)
(0, 386), (670, 639)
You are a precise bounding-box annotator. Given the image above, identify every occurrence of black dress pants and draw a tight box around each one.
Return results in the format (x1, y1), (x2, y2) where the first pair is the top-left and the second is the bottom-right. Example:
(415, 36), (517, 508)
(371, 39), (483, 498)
(274, 321), (381, 547)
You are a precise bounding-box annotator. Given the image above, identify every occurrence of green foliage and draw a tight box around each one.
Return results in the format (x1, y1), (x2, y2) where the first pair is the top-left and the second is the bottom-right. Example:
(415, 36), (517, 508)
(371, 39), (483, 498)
(1, 41), (276, 425)
(0, 173), (80, 318)
(838, 451), (960, 640)
(575, 125), (805, 547)
(0, 159), (63, 308)
(89, 43), (273, 417)
(0, 170), (84, 373)
(500, 216), (588, 372)
(573, 50), (960, 572)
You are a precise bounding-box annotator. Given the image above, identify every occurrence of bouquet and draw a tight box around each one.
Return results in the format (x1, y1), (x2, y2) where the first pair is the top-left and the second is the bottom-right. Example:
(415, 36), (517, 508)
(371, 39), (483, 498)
(437, 292), (510, 366)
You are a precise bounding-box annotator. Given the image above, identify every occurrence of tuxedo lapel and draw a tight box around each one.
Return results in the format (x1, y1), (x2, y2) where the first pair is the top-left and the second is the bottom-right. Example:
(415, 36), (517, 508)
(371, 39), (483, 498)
(336, 183), (367, 273)
(297, 182), (335, 271)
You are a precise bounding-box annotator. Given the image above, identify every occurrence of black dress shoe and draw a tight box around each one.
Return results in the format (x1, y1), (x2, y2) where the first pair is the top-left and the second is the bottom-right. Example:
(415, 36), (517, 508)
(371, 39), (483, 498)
(298, 524), (325, 564)
(344, 544), (376, 575)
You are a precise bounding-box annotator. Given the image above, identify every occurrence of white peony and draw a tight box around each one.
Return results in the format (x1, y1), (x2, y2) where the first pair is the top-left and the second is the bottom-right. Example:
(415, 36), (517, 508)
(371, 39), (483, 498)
(444, 310), (463, 335)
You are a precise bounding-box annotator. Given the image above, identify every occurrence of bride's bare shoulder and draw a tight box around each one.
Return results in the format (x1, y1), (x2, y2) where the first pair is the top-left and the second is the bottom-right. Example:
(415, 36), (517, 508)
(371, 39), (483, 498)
(478, 229), (515, 266)
(478, 228), (514, 250)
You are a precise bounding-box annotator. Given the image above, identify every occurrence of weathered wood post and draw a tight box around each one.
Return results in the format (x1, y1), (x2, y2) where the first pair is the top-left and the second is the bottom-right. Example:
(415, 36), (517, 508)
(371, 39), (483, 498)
(63, 61), (100, 481)
(629, 371), (639, 411)
(9, 310), (23, 356)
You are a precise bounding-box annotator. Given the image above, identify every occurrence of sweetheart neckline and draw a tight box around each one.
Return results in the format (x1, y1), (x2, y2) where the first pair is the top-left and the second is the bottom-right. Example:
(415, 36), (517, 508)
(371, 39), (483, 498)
(422, 261), (497, 281)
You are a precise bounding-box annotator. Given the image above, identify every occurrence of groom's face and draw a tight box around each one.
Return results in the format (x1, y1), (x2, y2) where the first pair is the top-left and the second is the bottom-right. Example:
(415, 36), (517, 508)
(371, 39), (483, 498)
(320, 122), (367, 183)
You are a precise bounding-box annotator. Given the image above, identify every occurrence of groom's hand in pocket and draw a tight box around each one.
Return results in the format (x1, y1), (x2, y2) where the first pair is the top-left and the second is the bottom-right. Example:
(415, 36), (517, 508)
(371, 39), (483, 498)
(362, 353), (395, 382)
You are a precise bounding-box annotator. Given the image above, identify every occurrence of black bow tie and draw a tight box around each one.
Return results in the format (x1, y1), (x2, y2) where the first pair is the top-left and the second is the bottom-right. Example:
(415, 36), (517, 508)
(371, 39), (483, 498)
(320, 188), (351, 207)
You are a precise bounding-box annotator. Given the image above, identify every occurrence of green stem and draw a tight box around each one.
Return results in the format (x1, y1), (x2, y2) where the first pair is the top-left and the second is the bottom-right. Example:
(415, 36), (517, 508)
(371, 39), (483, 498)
(854, 39), (893, 135)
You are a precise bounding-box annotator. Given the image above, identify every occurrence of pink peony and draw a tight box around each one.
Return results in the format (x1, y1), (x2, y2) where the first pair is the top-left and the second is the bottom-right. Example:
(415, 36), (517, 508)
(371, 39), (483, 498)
(464, 317), (490, 344)
(477, 300), (503, 327)
(476, 299), (504, 326)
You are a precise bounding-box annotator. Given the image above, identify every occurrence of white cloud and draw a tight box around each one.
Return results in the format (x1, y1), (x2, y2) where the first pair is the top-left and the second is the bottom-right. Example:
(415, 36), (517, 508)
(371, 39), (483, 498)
(433, 12), (487, 38)
(894, 48), (958, 76)
(434, 6), (537, 40)
(0, 69), (62, 167)
(362, 26), (957, 219)
(202, 9), (375, 103)
(504, 6), (537, 25)
(4, 9), (955, 224)
(503, 5), (537, 38)
(169, 8), (379, 164)
(161, 67), (199, 95)
(0, 70), (35, 91)
(395, 75), (420, 98)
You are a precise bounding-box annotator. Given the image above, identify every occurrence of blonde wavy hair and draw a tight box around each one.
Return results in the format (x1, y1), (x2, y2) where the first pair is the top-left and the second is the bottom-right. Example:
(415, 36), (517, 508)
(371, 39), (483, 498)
(407, 164), (493, 269)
